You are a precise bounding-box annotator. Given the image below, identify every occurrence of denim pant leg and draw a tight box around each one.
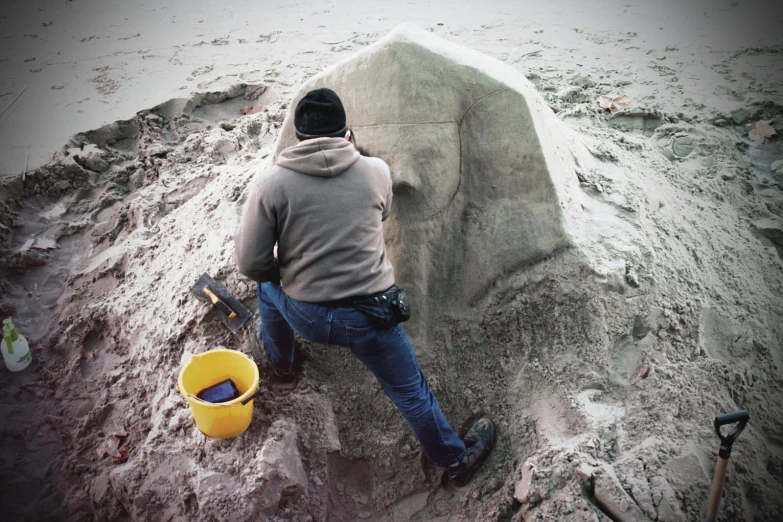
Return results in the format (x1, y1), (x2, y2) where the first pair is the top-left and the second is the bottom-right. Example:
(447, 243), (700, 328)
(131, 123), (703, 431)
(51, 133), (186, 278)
(258, 283), (465, 467)
(257, 282), (314, 370)
(347, 323), (466, 468)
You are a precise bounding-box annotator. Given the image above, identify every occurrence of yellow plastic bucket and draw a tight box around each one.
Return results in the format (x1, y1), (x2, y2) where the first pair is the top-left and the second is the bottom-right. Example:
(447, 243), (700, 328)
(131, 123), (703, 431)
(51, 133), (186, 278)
(177, 349), (261, 439)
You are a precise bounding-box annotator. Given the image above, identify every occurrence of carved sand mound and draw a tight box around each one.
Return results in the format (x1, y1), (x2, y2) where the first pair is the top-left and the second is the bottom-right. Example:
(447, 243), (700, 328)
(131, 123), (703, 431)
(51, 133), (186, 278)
(276, 24), (594, 346)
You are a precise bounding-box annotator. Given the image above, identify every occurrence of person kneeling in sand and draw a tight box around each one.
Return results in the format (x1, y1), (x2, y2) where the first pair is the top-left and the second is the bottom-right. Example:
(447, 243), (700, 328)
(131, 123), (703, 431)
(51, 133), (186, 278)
(234, 88), (495, 485)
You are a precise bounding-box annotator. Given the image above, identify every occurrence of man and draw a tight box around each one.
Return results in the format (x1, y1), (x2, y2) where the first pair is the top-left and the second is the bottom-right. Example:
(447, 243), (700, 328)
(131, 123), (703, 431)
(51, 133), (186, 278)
(235, 88), (495, 486)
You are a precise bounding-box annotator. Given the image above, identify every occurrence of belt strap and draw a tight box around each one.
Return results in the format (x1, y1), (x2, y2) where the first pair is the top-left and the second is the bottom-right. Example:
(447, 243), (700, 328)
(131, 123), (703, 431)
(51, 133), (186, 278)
(317, 297), (356, 308)
(315, 285), (396, 308)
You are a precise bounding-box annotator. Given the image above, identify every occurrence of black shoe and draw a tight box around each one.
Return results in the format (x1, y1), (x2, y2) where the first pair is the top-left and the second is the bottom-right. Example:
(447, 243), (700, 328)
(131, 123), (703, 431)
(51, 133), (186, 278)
(268, 358), (296, 383)
(447, 418), (496, 486)
(256, 324), (297, 385)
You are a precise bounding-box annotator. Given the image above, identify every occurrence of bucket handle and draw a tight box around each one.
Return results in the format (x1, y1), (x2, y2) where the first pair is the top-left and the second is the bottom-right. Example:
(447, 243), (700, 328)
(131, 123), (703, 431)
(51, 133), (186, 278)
(182, 386), (262, 407)
(177, 352), (261, 406)
(239, 354), (262, 405)
(240, 387), (262, 406)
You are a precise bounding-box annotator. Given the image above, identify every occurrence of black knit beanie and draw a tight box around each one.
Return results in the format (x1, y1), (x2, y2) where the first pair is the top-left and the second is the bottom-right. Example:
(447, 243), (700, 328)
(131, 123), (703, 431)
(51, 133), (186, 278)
(294, 88), (347, 140)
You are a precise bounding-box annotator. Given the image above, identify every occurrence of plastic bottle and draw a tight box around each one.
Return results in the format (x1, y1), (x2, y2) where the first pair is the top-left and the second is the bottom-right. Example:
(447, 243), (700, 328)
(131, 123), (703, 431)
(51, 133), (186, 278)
(2, 318), (32, 372)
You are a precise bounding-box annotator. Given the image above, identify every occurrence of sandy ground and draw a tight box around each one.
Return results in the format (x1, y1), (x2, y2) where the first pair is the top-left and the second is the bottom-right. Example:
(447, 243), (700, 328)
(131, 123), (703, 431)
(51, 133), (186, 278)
(1, 1), (783, 521)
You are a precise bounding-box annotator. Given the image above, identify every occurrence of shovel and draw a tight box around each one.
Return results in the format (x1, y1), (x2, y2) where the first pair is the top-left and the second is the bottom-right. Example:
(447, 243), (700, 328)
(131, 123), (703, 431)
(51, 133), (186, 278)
(705, 410), (749, 522)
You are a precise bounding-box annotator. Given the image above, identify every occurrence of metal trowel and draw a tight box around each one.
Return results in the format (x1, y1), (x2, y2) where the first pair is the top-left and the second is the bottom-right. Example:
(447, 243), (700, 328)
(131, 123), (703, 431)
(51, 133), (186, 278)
(190, 273), (252, 333)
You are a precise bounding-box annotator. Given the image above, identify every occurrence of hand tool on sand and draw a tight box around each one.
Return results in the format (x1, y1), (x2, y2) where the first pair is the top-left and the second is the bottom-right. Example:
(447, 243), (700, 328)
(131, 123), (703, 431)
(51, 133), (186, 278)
(202, 287), (237, 318)
(190, 273), (252, 334)
(704, 410), (749, 522)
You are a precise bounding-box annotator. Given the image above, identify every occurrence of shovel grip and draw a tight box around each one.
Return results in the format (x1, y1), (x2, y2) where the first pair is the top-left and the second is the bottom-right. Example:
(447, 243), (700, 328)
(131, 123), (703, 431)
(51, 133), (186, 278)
(714, 410), (749, 459)
(715, 410), (749, 427)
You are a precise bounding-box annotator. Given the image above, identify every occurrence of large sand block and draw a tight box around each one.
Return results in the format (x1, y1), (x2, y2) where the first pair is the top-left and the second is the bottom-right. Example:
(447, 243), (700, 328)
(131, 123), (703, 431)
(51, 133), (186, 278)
(275, 24), (590, 343)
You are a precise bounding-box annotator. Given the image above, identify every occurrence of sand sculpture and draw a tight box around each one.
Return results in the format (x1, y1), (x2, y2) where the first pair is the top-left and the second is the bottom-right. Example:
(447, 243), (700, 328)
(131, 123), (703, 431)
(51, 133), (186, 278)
(275, 24), (590, 346)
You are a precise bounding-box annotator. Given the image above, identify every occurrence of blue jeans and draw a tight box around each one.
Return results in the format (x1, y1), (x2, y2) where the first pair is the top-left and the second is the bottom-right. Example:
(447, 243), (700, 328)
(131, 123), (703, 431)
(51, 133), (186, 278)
(257, 282), (466, 468)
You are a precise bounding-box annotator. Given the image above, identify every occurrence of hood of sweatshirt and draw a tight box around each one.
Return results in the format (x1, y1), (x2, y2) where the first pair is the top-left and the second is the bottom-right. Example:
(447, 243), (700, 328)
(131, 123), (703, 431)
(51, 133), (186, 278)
(276, 138), (361, 178)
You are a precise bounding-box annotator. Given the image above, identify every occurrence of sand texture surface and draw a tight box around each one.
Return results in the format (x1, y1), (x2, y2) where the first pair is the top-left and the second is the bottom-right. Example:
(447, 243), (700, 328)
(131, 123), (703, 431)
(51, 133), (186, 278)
(1, 1), (783, 521)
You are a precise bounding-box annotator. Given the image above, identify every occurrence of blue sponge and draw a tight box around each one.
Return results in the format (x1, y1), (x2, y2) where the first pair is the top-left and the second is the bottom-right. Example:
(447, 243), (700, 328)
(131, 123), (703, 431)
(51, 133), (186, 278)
(197, 379), (240, 403)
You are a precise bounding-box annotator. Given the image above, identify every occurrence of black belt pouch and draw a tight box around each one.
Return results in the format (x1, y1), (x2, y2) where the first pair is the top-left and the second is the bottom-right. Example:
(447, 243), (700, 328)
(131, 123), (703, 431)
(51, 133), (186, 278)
(352, 285), (411, 329)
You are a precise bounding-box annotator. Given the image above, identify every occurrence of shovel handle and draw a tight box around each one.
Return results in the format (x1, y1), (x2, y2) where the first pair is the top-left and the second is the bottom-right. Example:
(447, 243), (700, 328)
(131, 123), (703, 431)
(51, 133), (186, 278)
(705, 456), (729, 522)
(704, 410), (749, 521)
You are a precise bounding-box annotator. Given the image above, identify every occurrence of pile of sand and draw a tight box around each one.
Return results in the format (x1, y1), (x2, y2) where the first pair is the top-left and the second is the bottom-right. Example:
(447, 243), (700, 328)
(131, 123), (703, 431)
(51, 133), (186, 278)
(1, 24), (782, 522)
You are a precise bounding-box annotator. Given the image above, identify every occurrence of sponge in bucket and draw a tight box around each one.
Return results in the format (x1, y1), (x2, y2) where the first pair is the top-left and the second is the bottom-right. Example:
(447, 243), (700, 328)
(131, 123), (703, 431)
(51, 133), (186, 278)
(197, 379), (240, 403)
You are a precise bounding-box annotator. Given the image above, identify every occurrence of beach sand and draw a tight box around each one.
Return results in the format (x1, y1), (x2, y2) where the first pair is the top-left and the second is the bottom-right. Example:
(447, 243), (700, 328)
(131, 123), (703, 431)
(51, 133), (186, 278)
(1, 1), (782, 520)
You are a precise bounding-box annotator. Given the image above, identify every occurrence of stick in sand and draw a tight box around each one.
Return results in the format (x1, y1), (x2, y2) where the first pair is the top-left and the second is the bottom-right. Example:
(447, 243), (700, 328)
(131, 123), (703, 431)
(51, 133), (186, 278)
(318, 34), (358, 45)
(22, 152), (29, 181)
(0, 86), (28, 120)
(519, 50), (542, 59)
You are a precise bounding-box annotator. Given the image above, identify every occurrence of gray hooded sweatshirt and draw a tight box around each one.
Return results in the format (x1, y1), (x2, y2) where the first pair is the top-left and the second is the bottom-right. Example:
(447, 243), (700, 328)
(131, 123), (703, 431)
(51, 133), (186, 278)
(235, 138), (395, 302)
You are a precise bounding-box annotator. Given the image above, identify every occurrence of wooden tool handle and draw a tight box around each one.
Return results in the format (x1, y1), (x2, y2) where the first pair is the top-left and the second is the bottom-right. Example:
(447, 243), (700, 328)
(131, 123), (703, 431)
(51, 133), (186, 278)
(705, 456), (729, 521)
(202, 287), (238, 319)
